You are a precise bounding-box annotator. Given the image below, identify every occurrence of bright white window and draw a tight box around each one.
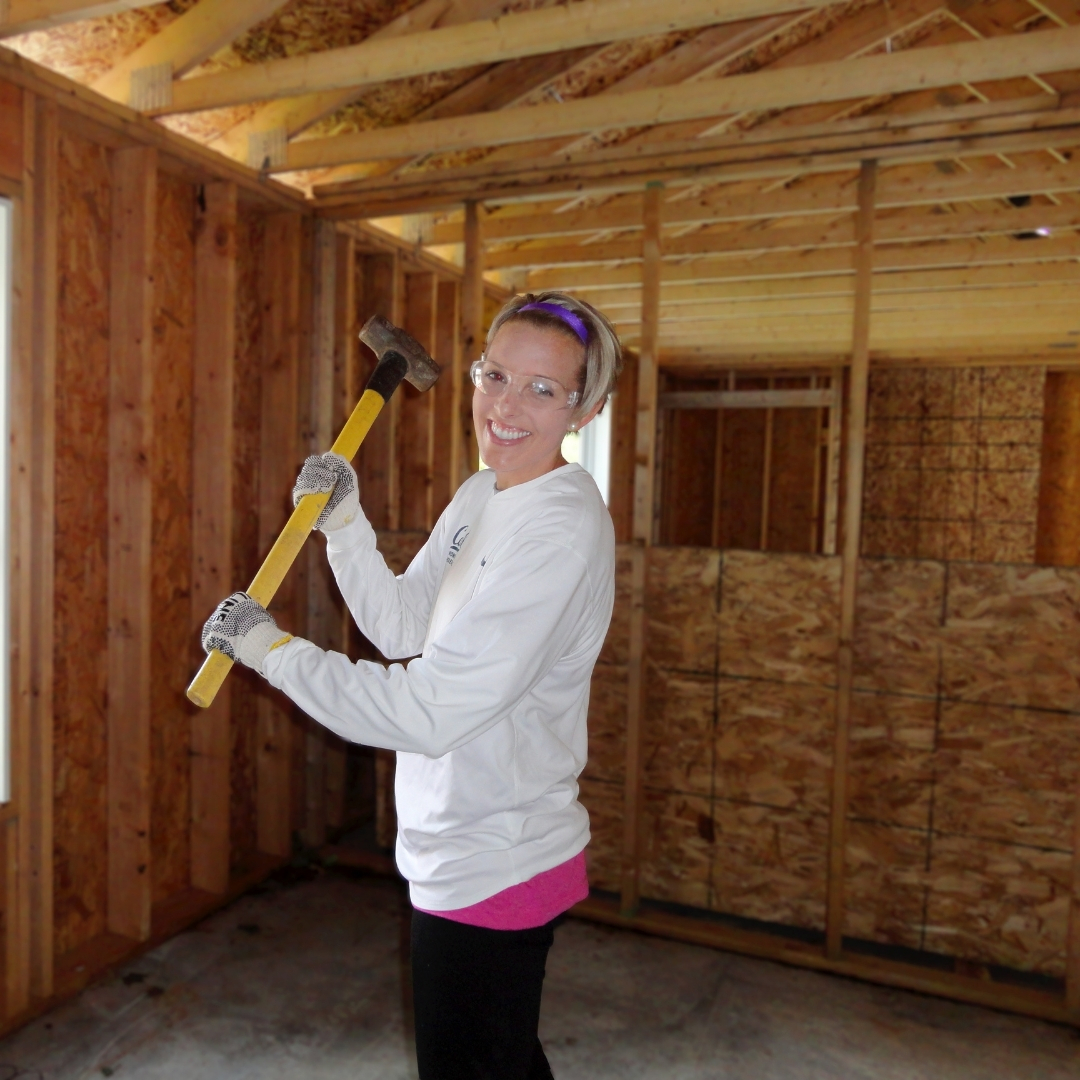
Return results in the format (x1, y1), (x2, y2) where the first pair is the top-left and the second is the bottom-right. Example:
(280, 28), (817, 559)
(0, 198), (12, 804)
(561, 398), (611, 504)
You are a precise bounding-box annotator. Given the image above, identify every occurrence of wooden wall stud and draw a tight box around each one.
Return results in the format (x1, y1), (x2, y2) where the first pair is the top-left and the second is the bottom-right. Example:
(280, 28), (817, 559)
(825, 159), (877, 959)
(190, 180), (237, 894)
(621, 181), (662, 916)
(256, 212), (302, 859)
(106, 144), (158, 942)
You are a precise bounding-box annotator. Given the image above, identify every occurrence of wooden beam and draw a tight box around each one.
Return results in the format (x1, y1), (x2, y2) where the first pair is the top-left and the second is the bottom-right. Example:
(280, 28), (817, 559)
(429, 103), (1080, 244)
(433, 278), (460, 519)
(402, 271), (438, 531)
(356, 252), (401, 530)
(573, 894), (1074, 1026)
(209, 0), (520, 165)
(301, 218), (338, 851)
(621, 182), (662, 917)
(155, 0), (837, 116)
(286, 27), (1080, 171)
(92, 0), (287, 106)
(324, 231), (355, 832)
(485, 205), (1080, 270)
(659, 388), (835, 409)
(26, 92), (58, 1001)
(558, 264), (1080, 307)
(316, 106), (1080, 217)
(826, 159), (876, 961)
(190, 180), (237, 895)
(609, 287), (1080, 325)
(527, 233), (1080, 290)
(457, 201), (483, 485)
(106, 145), (157, 942)
(0, 0), (161, 38)
(256, 212), (303, 859)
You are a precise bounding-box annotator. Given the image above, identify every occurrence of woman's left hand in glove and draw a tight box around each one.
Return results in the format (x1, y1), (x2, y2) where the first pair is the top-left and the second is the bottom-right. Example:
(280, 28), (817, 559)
(201, 591), (293, 675)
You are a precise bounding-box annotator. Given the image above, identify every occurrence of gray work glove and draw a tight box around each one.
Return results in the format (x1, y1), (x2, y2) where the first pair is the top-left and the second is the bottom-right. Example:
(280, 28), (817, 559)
(202, 591), (292, 674)
(292, 451), (359, 533)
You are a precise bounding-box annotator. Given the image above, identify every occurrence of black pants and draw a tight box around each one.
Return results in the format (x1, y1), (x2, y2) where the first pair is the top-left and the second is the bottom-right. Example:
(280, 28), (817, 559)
(410, 909), (556, 1080)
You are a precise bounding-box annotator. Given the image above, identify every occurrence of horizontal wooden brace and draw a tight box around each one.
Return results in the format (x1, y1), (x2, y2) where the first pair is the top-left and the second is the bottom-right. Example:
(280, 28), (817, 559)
(430, 101), (1080, 243)
(297, 26), (1080, 177)
(659, 388), (835, 409)
(528, 233), (1080, 290)
(564, 262), (1080, 304)
(154, 0), (834, 116)
(0, 0), (161, 38)
(572, 896), (1074, 1027)
(484, 207), (1080, 270)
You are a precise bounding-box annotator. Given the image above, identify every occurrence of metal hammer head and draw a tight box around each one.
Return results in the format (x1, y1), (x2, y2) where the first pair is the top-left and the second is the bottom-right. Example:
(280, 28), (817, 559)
(359, 314), (441, 392)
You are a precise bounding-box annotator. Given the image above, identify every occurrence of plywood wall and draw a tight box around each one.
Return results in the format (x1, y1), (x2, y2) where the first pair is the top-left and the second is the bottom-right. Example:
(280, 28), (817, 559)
(581, 544), (1080, 978)
(53, 129), (112, 957)
(863, 366), (1046, 563)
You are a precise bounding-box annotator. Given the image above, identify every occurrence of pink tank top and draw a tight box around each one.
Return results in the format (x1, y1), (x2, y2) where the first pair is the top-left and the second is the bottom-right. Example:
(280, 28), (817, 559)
(414, 851), (588, 930)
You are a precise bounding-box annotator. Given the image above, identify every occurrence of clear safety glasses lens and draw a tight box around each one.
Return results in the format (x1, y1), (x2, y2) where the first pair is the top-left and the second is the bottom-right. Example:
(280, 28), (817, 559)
(470, 360), (580, 411)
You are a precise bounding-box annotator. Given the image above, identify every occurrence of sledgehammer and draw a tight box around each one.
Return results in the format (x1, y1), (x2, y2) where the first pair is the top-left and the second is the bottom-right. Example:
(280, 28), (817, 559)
(187, 314), (441, 708)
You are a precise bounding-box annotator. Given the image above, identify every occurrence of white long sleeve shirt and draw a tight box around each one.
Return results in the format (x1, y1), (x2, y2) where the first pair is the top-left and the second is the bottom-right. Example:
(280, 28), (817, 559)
(263, 462), (616, 911)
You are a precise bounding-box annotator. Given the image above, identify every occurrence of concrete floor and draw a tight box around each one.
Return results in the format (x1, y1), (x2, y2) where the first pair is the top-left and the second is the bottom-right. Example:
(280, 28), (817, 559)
(6, 870), (1079, 1079)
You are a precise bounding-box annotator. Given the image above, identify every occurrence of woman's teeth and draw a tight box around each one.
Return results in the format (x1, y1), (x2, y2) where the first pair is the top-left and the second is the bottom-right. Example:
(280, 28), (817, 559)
(490, 420), (530, 441)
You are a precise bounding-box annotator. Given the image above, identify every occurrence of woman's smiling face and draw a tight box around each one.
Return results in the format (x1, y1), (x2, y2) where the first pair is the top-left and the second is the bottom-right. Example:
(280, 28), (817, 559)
(473, 320), (587, 490)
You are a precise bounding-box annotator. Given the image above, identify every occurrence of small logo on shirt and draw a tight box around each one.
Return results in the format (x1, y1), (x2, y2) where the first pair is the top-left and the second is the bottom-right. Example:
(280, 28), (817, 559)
(447, 525), (470, 566)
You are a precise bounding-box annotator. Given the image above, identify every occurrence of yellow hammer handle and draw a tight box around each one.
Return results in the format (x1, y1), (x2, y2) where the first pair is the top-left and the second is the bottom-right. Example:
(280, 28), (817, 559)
(187, 387), (389, 708)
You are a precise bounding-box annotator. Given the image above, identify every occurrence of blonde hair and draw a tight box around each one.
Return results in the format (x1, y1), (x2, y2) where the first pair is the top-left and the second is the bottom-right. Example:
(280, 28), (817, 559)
(485, 291), (622, 419)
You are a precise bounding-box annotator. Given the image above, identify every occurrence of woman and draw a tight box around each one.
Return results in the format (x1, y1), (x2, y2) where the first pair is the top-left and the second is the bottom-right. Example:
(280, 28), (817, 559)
(202, 291), (622, 1079)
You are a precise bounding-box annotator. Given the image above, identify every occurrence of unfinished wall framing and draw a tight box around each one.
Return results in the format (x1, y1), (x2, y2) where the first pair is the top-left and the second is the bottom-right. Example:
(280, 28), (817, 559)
(0, 51), (505, 1035)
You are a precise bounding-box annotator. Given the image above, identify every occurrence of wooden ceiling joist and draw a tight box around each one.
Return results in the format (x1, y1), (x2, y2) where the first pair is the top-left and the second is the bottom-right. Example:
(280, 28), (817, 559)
(605, 287), (1080, 326)
(0, 0), (160, 39)
(149, 0), (836, 118)
(432, 144), (1080, 244)
(573, 263), (1080, 307)
(484, 206), (1080, 270)
(92, 0), (289, 106)
(313, 99), (1080, 216)
(287, 24), (1080, 173)
(526, 232), (1080, 289)
(208, 0), (495, 164)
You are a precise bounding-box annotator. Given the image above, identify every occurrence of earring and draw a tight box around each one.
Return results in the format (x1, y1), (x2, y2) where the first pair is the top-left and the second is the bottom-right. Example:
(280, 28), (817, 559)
(567, 422), (577, 433)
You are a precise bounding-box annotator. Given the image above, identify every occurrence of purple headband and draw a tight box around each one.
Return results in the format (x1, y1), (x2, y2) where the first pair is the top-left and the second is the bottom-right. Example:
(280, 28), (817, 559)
(518, 301), (589, 345)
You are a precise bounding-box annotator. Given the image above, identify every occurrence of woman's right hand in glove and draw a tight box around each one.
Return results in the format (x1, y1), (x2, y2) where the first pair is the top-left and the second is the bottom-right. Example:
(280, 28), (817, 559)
(292, 451), (360, 533)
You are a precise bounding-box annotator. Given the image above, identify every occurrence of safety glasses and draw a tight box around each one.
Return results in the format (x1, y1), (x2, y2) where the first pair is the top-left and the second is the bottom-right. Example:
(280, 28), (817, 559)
(470, 358), (581, 412)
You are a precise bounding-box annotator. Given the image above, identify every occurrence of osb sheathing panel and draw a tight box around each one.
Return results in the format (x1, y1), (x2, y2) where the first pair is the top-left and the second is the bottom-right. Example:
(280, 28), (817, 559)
(718, 551), (839, 686)
(53, 131), (111, 957)
(584, 662), (626, 787)
(844, 821), (928, 952)
(848, 690), (935, 831)
(941, 563), (1080, 712)
(853, 558), (944, 697)
(643, 669), (714, 796)
(640, 790), (712, 909)
(714, 678), (833, 816)
(711, 802), (828, 932)
(578, 777), (622, 894)
(863, 366), (1044, 564)
(150, 171), (195, 902)
(597, 545), (630, 667)
(924, 835), (1071, 977)
(934, 701), (1079, 852)
(230, 203), (266, 866)
(645, 548), (719, 675)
